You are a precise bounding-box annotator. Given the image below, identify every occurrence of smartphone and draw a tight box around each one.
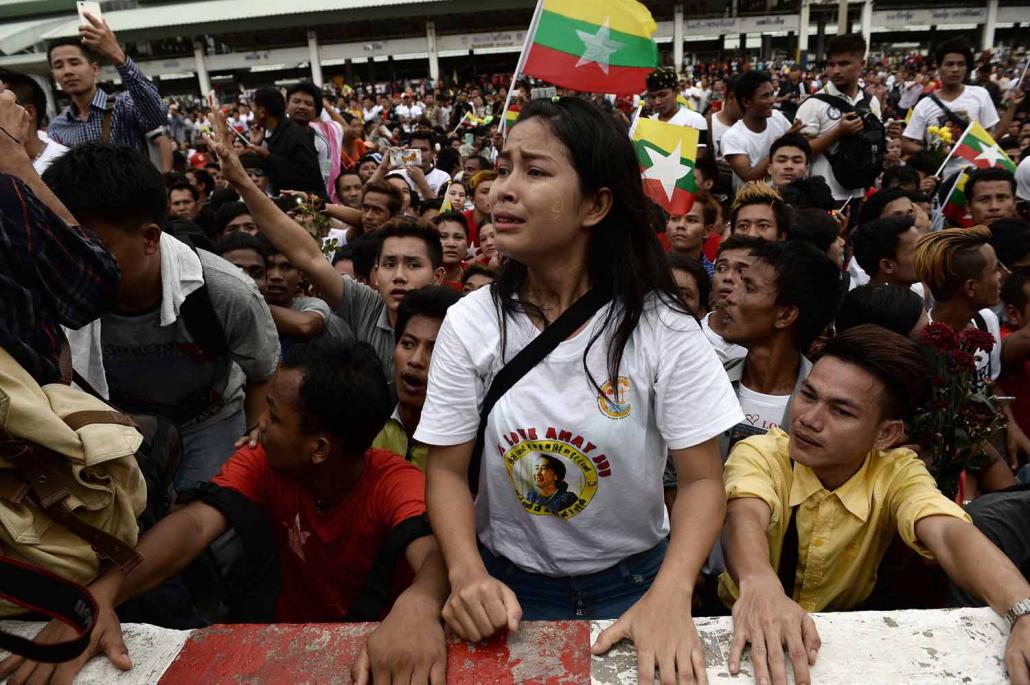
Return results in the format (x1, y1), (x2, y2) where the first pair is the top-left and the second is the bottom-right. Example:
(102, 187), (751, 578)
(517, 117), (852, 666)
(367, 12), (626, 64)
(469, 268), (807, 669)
(389, 148), (421, 168)
(231, 126), (251, 147)
(76, 1), (102, 26)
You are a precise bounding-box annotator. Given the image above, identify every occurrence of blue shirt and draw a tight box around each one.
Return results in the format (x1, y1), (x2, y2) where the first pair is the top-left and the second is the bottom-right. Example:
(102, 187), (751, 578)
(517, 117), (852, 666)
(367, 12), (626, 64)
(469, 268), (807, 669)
(48, 57), (168, 151)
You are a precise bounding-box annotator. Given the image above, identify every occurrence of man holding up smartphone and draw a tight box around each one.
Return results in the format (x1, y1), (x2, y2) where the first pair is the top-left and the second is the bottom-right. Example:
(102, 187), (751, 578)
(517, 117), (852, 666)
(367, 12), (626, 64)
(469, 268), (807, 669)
(46, 11), (168, 153)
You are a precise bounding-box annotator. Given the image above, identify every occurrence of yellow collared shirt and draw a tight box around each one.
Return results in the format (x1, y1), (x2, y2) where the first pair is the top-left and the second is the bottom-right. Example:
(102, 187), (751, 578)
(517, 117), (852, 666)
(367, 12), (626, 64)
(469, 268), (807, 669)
(372, 415), (428, 472)
(718, 427), (970, 612)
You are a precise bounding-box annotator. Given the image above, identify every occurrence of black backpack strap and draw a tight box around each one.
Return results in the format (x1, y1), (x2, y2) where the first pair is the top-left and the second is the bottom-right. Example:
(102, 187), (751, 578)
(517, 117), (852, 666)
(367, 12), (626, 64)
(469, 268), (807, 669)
(777, 461), (800, 598)
(928, 93), (967, 130)
(809, 92), (855, 114)
(344, 513), (432, 621)
(0, 556), (98, 663)
(179, 246), (229, 360)
(468, 286), (613, 493)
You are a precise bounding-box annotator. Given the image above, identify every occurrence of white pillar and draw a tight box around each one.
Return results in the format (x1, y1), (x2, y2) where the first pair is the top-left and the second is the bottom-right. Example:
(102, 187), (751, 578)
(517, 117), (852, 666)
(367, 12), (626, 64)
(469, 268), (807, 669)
(982, 0), (998, 51)
(837, 0), (849, 34)
(426, 21), (440, 85)
(673, 3), (684, 75)
(307, 31), (323, 87)
(798, 0), (810, 67)
(860, 0), (872, 49)
(193, 39), (211, 99)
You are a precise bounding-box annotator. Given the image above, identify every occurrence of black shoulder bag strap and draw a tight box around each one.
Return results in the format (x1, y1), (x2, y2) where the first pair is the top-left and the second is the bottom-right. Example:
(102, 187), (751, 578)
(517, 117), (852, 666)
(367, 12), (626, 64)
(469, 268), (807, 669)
(809, 92), (854, 115)
(468, 286), (613, 494)
(180, 245), (229, 359)
(928, 93), (967, 130)
(777, 460), (800, 598)
(0, 556), (98, 663)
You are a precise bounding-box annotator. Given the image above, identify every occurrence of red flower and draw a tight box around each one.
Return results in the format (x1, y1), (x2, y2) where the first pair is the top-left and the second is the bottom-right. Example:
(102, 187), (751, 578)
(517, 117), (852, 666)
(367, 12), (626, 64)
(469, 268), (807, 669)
(947, 349), (976, 370)
(920, 322), (959, 351)
(958, 327), (995, 353)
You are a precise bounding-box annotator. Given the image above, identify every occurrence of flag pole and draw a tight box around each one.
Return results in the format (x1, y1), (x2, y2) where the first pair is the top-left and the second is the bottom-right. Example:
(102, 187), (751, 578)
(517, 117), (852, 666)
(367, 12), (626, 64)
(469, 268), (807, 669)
(499, 0), (545, 137)
(628, 101), (644, 138)
(933, 120), (974, 179)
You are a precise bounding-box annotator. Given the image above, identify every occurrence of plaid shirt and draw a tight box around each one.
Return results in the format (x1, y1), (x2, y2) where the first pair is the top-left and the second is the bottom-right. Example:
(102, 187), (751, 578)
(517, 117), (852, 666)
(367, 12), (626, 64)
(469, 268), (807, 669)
(47, 57), (168, 151)
(0, 174), (119, 384)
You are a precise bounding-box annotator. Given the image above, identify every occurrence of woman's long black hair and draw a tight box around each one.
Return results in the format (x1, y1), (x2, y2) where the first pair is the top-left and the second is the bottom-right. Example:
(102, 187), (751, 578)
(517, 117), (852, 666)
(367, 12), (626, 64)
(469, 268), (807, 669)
(491, 97), (687, 392)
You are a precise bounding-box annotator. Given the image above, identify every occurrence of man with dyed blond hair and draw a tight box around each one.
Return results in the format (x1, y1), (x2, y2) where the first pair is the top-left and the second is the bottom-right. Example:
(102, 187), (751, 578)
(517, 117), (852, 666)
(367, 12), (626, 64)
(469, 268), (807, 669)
(729, 182), (793, 242)
(914, 226), (1003, 389)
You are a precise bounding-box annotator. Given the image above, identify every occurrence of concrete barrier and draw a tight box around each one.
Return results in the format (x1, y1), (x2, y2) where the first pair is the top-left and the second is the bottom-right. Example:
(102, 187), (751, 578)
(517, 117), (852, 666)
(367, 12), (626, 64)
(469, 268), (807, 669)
(0, 606), (1011, 683)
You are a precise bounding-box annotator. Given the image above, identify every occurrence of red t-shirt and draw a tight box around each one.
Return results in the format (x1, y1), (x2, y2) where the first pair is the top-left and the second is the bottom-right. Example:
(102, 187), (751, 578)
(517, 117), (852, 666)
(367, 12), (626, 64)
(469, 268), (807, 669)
(211, 445), (426, 622)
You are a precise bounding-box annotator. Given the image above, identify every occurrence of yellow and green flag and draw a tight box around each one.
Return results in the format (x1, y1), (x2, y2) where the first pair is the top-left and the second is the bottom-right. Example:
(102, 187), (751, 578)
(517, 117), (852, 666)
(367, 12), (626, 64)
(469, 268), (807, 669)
(953, 121), (1016, 173)
(523, 0), (658, 95)
(941, 122), (1015, 227)
(631, 118), (698, 216)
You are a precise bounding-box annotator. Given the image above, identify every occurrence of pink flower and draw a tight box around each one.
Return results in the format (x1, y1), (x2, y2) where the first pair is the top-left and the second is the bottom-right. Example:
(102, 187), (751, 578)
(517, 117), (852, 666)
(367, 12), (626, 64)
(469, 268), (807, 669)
(920, 322), (959, 351)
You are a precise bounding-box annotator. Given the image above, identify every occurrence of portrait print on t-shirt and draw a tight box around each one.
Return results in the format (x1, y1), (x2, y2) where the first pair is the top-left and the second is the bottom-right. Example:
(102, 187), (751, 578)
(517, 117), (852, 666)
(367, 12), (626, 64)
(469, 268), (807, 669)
(499, 426), (614, 520)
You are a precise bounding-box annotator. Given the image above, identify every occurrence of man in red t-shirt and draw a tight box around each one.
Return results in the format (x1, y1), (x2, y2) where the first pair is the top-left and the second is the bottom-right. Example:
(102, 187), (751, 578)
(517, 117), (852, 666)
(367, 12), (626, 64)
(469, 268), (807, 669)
(0, 339), (449, 684)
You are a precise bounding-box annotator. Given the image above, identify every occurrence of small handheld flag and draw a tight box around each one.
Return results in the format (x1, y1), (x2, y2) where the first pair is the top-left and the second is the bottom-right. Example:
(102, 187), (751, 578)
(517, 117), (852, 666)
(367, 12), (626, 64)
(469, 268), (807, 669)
(631, 118), (699, 216)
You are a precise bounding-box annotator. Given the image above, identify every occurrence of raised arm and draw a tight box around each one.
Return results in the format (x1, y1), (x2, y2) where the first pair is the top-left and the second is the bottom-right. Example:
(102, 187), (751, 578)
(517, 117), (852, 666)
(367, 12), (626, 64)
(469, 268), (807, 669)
(80, 14), (168, 133)
(208, 112), (344, 309)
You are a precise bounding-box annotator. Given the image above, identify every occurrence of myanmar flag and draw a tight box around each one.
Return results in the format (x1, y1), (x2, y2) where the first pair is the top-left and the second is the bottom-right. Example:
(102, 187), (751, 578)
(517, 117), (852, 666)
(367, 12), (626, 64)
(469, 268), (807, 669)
(953, 121), (1016, 173)
(503, 105), (520, 128)
(941, 169), (974, 228)
(631, 118), (698, 216)
(523, 0), (658, 95)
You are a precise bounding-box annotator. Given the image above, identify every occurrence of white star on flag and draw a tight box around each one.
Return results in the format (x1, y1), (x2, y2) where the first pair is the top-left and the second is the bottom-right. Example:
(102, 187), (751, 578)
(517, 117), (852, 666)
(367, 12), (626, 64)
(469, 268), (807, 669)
(974, 143), (1005, 168)
(574, 18), (624, 75)
(284, 513), (312, 562)
(641, 140), (691, 202)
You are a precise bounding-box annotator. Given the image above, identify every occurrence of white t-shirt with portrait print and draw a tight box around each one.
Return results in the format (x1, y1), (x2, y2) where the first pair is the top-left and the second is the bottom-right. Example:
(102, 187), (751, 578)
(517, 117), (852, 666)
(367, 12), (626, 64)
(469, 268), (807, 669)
(414, 288), (743, 576)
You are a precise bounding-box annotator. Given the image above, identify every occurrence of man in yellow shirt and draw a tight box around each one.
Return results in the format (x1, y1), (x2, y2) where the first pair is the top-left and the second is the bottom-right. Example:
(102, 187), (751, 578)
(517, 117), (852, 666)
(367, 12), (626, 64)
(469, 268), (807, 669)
(372, 286), (460, 471)
(720, 325), (1030, 685)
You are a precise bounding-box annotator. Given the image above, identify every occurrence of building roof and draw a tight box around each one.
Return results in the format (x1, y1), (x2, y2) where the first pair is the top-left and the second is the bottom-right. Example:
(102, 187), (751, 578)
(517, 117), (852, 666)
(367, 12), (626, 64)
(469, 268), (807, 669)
(0, 16), (68, 55)
(39, 0), (448, 41)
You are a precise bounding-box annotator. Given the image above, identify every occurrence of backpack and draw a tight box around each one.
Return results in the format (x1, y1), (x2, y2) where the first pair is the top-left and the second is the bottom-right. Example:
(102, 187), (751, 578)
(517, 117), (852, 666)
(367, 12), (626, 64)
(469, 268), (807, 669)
(105, 241), (229, 424)
(809, 92), (886, 190)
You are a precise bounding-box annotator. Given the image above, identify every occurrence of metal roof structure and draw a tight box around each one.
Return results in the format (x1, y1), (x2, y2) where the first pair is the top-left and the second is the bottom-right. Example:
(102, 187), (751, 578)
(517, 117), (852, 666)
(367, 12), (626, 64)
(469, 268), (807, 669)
(38, 0), (451, 42)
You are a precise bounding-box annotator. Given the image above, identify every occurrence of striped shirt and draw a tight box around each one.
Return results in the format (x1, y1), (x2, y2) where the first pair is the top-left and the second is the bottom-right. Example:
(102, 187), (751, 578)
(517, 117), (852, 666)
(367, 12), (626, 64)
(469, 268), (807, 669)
(48, 57), (167, 151)
(0, 174), (120, 384)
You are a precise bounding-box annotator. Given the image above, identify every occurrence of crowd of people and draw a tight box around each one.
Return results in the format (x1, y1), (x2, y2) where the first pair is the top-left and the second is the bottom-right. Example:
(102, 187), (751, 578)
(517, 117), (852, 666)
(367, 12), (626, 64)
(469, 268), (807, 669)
(0, 12), (1030, 685)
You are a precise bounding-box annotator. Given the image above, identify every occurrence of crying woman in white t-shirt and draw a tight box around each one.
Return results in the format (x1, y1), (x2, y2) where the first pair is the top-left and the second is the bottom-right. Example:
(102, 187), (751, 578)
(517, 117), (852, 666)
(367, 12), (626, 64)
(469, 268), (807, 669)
(416, 97), (742, 683)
